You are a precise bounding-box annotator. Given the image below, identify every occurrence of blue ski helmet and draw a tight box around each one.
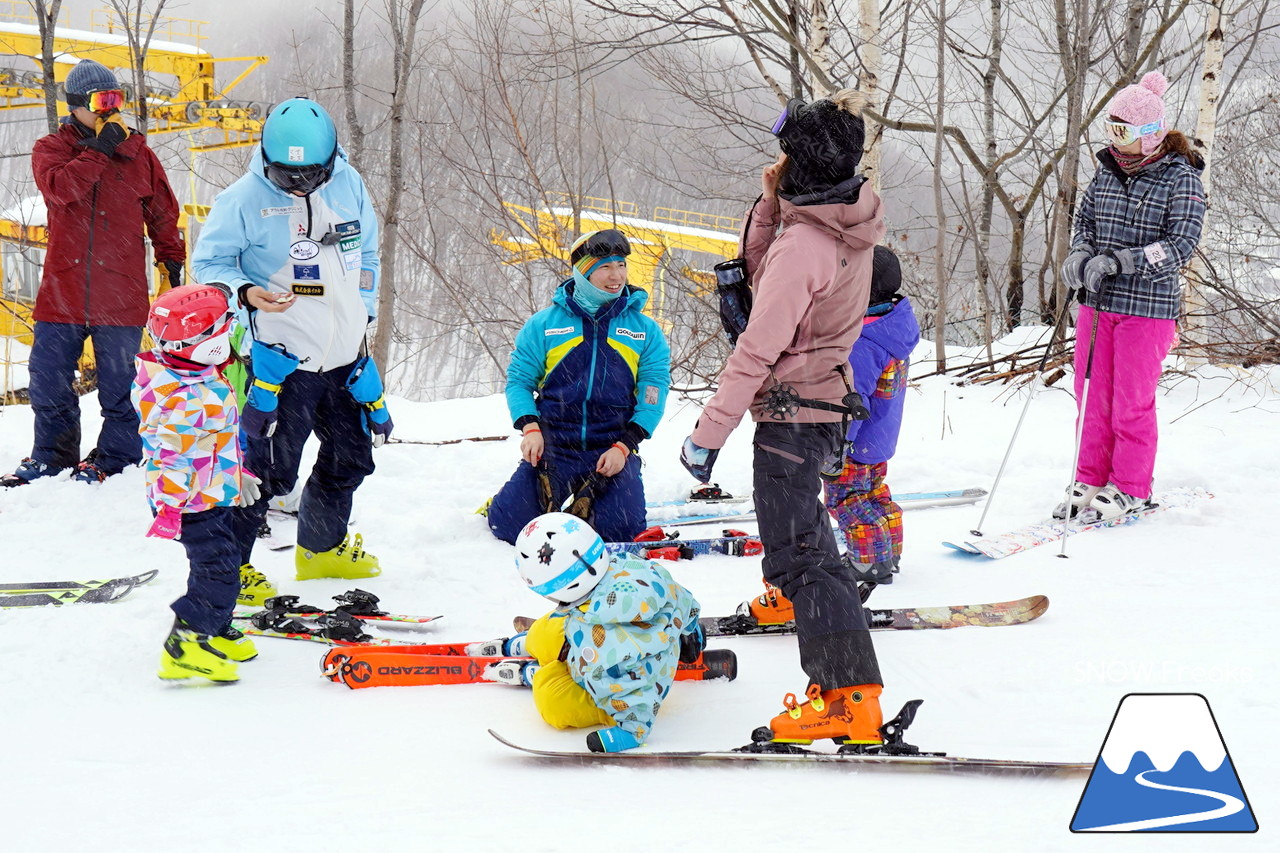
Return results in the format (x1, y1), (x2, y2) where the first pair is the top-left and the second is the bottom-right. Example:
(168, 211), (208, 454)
(261, 97), (338, 195)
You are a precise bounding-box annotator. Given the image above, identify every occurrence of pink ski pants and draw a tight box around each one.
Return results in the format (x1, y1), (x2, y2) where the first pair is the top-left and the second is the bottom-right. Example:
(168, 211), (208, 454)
(1072, 305), (1176, 500)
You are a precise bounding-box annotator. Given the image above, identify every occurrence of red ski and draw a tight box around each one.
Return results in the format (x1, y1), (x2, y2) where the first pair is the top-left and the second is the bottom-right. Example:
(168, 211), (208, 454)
(321, 647), (738, 689)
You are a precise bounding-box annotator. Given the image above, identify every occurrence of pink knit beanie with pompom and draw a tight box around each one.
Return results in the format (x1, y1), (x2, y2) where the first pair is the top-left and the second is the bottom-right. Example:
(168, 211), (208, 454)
(1107, 71), (1170, 155)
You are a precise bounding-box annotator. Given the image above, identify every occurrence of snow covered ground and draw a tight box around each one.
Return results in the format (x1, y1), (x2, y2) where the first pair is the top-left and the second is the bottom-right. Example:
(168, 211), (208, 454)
(0, 330), (1275, 851)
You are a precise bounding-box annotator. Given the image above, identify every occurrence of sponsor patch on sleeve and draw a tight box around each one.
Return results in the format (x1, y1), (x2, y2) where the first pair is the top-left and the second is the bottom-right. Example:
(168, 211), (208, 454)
(645, 385), (659, 405)
(1143, 242), (1168, 265)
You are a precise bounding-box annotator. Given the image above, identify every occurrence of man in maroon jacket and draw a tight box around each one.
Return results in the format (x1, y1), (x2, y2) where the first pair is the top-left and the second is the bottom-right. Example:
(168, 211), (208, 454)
(2, 60), (185, 487)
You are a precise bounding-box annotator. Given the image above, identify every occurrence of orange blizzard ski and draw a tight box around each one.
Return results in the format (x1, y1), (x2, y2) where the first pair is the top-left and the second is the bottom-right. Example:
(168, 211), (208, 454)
(322, 648), (738, 689)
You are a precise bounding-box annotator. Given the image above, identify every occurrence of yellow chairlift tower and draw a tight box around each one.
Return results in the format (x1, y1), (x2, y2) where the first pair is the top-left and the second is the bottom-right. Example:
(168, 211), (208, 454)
(0, 4), (269, 150)
(490, 193), (742, 323)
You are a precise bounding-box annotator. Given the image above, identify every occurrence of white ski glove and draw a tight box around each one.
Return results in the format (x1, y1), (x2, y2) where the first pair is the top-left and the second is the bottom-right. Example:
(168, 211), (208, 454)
(239, 471), (264, 507)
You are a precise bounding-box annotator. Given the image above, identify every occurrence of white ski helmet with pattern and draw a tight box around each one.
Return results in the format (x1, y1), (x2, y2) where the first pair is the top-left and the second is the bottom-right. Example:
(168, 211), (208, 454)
(514, 512), (609, 604)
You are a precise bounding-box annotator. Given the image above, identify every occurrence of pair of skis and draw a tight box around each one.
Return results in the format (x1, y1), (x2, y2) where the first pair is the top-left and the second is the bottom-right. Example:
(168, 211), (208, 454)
(0, 569), (159, 608)
(944, 487), (1213, 559)
(613, 527), (762, 560)
(231, 590), (443, 646)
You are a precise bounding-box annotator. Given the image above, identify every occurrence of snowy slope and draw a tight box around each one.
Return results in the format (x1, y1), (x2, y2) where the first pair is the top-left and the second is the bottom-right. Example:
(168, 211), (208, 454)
(0, 334), (1276, 852)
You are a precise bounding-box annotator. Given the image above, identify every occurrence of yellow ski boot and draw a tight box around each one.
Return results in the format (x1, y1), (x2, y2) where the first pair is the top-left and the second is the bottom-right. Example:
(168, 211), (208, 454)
(158, 619), (239, 683)
(208, 623), (258, 662)
(295, 533), (381, 581)
(237, 563), (278, 607)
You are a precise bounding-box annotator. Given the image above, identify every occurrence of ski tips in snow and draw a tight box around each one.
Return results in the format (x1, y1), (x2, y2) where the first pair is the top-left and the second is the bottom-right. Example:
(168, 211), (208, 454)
(0, 569), (160, 608)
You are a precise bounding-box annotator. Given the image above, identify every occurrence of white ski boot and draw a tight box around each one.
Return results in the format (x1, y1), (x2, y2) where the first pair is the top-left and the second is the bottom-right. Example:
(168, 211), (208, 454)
(1079, 485), (1148, 522)
(484, 659), (538, 687)
(1052, 481), (1102, 520)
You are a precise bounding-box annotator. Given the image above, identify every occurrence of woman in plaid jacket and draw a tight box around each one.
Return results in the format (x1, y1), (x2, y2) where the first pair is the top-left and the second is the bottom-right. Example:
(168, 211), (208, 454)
(1059, 71), (1206, 521)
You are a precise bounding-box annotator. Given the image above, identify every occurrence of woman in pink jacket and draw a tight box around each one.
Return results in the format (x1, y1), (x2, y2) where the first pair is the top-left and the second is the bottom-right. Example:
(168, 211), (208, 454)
(681, 90), (897, 748)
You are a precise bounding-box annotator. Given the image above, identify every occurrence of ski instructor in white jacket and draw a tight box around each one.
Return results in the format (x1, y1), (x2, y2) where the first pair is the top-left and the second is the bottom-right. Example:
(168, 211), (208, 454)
(193, 97), (387, 582)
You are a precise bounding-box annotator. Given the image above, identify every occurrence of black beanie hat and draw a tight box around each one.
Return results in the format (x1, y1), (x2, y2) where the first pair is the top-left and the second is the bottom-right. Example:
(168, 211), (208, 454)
(870, 245), (902, 305)
(776, 94), (866, 197)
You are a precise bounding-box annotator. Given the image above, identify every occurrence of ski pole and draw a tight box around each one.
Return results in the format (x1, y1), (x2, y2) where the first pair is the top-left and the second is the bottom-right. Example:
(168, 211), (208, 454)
(970, 290), (1076, 537)
(1057, 285), (1108, 559)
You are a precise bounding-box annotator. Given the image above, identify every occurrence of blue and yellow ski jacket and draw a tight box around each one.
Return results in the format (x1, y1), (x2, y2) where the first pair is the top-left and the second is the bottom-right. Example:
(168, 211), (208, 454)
(505, 281), (670, 451)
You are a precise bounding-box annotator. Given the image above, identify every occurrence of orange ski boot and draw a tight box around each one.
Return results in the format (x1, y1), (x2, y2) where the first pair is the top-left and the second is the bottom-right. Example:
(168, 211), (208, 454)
(741, 583), (794, 627)
(765, 683), (884, 746)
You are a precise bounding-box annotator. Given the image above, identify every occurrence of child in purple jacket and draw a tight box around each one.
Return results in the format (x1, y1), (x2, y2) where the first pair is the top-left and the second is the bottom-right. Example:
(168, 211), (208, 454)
(823, 246), (920, 585)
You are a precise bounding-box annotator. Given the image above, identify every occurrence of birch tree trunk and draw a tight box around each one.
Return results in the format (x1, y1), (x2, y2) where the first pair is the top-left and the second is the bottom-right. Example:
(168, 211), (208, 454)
(976, 0), (1001, 331)
(1181, 0), (1225, 362)
(857, 0), (882, 193)
(371, 0), (428, 371)
(809, 0), (832, 98)
(932, 0), (948, 369)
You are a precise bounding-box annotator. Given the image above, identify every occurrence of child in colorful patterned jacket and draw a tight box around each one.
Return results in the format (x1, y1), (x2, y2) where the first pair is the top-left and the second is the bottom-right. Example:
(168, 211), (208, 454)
(132, 285), (263, 683)
(512, 512), (704, 752)
(822, 245), (920, 586)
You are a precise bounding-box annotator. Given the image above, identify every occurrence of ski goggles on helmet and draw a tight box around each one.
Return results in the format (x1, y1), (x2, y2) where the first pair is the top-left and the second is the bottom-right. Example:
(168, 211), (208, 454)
(1104, 117), (1164, 146)
(264, 156), (335, 196)
(86, 89), (126, 114)
(770, 98), (804, 137)
(157, 309), (235, 366)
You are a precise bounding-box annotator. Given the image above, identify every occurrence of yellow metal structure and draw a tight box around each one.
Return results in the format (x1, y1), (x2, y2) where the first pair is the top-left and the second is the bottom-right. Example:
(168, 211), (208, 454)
(490, 193), (741, 321)
(0, 8), (268, 152)
(0, 7), (267, 395)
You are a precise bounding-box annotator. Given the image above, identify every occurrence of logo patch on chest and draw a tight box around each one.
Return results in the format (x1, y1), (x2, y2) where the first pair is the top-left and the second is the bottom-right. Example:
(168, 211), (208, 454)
(614, 327), (645, 341)
(289, 240), (320, 261)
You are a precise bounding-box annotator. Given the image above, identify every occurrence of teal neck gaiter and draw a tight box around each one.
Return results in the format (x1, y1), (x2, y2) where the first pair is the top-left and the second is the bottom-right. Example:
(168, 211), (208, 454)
(571, 270), (623, 315)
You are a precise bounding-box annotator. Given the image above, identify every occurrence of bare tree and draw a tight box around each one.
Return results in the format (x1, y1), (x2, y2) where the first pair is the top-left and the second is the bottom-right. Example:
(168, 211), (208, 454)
(1180, 0), (1226, 358)
(932, 0), (949, 369)
(341, 0), (367, 169)
(856, 0), (884, 192)
(105, 0), (171, 132)
(370, 0), (430, 369)
(27, 0), (64, 134)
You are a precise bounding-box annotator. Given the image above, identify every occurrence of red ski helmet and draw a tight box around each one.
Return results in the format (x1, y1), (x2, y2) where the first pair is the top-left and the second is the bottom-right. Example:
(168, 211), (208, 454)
(147, 285), (234, 366)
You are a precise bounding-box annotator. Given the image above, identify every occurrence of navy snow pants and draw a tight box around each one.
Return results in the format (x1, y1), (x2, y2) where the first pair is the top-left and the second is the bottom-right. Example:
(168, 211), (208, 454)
(170, 506), (255, 635)
(487, 446), (646, 544)
(28, 321), (142, 473)
(240, 362), (375, 560)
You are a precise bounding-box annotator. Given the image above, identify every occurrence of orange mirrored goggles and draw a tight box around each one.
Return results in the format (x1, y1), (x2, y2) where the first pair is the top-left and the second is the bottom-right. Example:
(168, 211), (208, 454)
(86, 89), (125, 113)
